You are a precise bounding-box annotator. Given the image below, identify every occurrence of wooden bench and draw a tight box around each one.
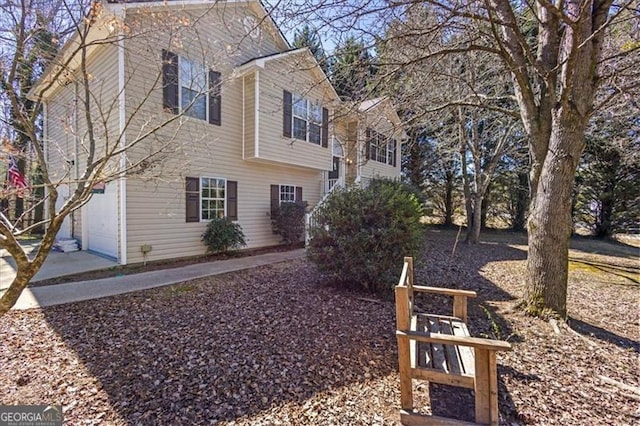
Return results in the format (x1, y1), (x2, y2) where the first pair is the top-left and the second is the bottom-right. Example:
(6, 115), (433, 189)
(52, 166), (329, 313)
(395, 257), (512, 425)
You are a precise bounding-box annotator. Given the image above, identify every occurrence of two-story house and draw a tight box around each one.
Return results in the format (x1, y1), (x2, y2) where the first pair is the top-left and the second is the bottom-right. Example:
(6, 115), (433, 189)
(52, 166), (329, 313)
(31, 0), (406, 265)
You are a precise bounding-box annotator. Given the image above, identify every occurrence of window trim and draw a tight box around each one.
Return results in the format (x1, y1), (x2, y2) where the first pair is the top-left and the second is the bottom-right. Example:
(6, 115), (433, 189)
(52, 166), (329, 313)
(200, 176), (227, 221)
(279, 184), (297, 204)
(367, 129), (396, 166)
(179, 56), (209, 122)
(291, 93), (323, 145)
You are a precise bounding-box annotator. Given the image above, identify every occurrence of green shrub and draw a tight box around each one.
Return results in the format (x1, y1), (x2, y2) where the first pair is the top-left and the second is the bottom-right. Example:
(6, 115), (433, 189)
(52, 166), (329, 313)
(307, 179), (424, 293)
(201, 218), (247, 254)
(271, 201), (308, 245)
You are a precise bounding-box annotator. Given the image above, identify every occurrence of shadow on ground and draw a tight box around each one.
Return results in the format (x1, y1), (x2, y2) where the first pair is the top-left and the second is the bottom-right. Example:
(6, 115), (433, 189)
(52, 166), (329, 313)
(406, 228), (529, 422)
(32, 227), (636, 424)
(568, 317), (639, 352)
(40, 262), (398, 423)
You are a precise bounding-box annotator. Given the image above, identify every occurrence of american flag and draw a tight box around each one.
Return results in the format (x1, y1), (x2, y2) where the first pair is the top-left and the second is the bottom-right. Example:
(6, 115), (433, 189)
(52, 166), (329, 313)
(7, 155), (28, 189)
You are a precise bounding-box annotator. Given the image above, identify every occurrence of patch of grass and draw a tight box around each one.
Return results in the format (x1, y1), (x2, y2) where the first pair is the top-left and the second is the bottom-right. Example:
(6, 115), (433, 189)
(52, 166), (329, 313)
(479, 304), (502, 340)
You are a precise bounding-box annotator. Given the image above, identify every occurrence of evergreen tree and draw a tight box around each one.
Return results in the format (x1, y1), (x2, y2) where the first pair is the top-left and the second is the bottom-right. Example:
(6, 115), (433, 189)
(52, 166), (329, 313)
(330, 36), (375, 101)
(292, 25), (328, 74)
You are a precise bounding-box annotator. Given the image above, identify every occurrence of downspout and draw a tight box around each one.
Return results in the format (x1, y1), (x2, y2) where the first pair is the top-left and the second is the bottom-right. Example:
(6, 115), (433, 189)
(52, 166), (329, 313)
(242, 74), (245, 160)
(118, 28), (127, 265)
(73, 81), (79, 238)
(42, 101), (49, 224)
(255, 70), (259, 157)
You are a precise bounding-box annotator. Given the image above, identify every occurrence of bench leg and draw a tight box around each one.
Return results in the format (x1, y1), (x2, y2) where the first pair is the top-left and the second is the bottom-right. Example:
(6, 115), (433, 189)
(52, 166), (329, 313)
(397, 337), (413, 410)
(474, 349), (499, 425)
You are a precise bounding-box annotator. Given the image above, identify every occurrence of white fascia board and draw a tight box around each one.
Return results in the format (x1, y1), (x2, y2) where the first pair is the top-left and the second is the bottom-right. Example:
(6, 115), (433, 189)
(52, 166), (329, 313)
(234, 48), (308, 76)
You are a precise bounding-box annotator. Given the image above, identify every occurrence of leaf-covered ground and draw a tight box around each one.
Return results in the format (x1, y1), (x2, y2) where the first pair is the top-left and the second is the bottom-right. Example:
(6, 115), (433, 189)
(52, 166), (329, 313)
(1, 229), (638, 425)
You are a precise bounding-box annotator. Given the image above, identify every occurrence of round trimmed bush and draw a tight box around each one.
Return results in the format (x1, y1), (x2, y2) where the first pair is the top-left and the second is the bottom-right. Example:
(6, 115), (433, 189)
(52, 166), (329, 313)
(307, 179), (424, 293)
(201, 217), (246, 254)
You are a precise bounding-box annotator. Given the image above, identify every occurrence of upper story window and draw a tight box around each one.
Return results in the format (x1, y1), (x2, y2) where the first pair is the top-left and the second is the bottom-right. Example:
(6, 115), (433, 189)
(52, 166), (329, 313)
(283, 90), (329, 148)
(180, 57), (207, 121)
(367, 129), (397, 167)
(293, 94), (323, 145)
(162, 50), (221, 125)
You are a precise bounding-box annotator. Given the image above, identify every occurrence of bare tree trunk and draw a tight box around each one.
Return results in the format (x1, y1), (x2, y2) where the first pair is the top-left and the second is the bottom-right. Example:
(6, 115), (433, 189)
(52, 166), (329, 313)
(444, 172), (454, 226)
(461, 152), (473, 237)
(468, 192), (483, 243)
(525, 116), (585, 318)
(0, 217), (61, 315)
(512, 171), (528, 231)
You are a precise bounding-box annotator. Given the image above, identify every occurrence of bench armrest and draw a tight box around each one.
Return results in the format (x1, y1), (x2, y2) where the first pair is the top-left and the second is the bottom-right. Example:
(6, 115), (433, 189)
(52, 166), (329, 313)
(396, 330), (512, 352)
(412, 285), (477, 298)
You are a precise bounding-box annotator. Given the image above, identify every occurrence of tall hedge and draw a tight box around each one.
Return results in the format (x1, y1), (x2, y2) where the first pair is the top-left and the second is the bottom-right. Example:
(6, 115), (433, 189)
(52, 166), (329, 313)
(307, 179), (424, 293)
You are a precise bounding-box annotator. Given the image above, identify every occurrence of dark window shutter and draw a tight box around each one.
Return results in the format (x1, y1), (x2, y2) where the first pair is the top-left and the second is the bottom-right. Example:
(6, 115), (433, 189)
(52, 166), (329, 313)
(162, 50), (179, 114)
(365, 128), (371, 160)
(209, 70), (221, 126)
(185, 177), (200, 222)
(321, 107), (329, 148)
(283, 91), (292, 137)
(226, 180), (237, 220)
(295, 186), (303, 203)
(270, 184), (280, 216)
(392, 139), (397, 167)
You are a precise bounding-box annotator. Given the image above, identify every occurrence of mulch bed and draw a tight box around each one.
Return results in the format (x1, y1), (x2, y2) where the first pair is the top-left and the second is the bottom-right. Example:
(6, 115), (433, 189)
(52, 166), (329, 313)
(1, 229), (638, 425)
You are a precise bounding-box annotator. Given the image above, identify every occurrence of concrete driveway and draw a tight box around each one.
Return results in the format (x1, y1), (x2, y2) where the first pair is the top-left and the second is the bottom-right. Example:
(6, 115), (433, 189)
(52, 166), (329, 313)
(0, 243), (117, 290)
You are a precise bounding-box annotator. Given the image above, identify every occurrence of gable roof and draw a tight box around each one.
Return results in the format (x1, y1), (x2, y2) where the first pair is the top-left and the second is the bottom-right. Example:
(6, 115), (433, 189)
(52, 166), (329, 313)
(358, 97), (407, 141)
(236, 47), (340, 102)
(104, 0), (290, 51)
(28, 0), (289, 100)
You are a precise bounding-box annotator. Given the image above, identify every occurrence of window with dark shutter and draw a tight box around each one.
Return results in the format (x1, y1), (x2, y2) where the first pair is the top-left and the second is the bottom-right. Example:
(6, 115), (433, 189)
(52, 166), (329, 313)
(270, 184), (280, 217)
(209, 70), (221, 126)
(226, 180), (237, 220)
(162, 50), (179, 114)
(321, 108), (329, 148)
(295, 186), (303, 203)
(185, 177), (199, 222)
(283, 90), (292, 137)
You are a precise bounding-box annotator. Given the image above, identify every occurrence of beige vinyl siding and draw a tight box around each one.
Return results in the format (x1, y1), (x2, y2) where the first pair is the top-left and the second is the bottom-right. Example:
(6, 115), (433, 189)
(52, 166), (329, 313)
(44, 42), (121, 250)
(359, 108), (403, 181)
(126, 164), (321, 264)
(121, 5), (323, 264)
(253, 56), (334, 170)
(243, 74), (256, 158)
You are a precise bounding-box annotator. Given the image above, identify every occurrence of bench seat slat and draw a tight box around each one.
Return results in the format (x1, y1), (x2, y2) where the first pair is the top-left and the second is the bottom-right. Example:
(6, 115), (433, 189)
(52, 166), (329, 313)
(449, 318), (475, 376)
(427, 315), (448, 373)
(438, 318), (463, 376)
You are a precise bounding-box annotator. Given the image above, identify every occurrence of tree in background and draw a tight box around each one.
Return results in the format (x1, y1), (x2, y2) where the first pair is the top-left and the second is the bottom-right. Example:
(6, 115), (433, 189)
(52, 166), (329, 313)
(573, 110), (640, 237)
(291, 24), (329, 74)
(0, 2), (62, 230)
(330, 36), (376, 101)
(278, 0), (639, 318)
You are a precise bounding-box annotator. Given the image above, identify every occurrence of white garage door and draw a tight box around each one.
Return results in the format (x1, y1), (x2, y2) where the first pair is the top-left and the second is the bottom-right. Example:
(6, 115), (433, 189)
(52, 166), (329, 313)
(86, 181), (118, 259)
